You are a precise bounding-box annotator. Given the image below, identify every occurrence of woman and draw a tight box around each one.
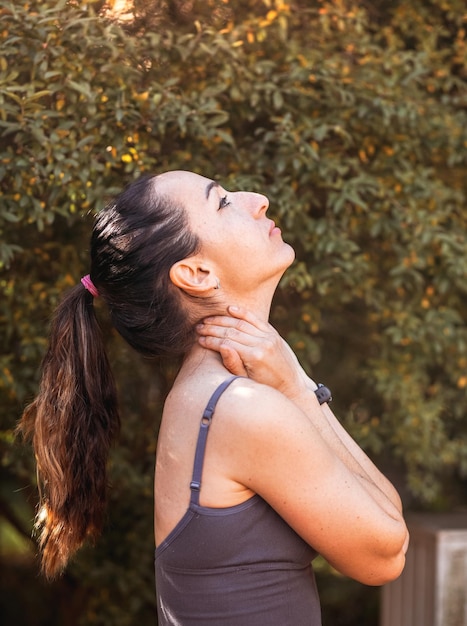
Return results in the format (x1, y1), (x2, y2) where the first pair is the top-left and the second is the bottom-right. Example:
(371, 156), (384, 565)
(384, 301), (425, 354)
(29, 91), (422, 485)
(19, 170), (408, 624)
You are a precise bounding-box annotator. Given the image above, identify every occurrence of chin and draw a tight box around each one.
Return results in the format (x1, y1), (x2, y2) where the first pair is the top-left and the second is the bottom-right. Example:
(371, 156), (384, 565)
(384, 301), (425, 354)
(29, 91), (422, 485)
(264, 242), (296, 287)
(283, 242), (296, 268)
(273, 245), (296, 282)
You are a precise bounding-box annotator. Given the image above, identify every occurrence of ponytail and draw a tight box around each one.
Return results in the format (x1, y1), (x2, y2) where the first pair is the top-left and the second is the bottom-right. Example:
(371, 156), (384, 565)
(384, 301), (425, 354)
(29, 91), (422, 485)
(19, 173), (201, 577)
(18, 283), (119, 579)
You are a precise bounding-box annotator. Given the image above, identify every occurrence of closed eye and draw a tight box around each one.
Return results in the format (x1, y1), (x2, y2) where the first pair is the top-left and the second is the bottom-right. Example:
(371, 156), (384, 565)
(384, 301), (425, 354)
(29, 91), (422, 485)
(218, 195), (231, 210)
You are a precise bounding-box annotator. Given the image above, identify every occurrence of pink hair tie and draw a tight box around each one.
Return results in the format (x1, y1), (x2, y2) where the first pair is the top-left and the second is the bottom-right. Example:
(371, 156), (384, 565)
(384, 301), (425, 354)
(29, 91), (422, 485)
(80, 274), (100, 298)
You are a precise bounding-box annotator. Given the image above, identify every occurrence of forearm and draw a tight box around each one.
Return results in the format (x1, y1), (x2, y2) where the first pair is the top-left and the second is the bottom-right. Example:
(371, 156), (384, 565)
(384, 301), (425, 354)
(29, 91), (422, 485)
(287, 383), (403, 516)
(320, 402), (403, 513)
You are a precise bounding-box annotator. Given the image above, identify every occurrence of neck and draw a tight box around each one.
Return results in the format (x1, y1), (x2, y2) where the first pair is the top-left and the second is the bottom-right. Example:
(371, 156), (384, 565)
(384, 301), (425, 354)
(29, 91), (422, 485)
(183, 286), (274, 368)
(214, 277), (278, 323)
(226, 294), (272, 322)
(178, 343), (226, 381)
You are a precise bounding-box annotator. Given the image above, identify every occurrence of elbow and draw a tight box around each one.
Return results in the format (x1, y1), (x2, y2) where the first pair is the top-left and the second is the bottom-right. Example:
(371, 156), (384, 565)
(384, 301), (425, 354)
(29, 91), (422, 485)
(364, 551), (406, 586)
(332, 548), (407, 587)
(324, 513), (410, 587)
(385, 524), (410, 584)
(361, 524), (410, 586)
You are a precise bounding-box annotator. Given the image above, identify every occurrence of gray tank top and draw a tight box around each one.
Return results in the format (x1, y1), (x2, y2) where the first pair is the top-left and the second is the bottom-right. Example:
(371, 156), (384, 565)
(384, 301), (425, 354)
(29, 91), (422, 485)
(155, 376), (322, 625)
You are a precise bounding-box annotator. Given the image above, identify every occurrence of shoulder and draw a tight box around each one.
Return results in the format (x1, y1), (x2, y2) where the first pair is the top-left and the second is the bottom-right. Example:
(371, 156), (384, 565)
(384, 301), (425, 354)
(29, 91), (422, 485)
(216, 376), (309, 429)
(212, 373), (316, 444)
(213, 377), (332, 494)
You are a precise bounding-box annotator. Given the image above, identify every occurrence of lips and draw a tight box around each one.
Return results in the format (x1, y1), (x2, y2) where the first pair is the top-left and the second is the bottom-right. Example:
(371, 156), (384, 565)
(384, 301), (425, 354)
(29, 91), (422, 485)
(268, 220), (281, 236)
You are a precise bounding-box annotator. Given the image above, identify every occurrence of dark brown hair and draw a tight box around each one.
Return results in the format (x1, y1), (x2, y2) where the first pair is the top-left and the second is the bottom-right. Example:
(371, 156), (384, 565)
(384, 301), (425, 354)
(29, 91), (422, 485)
(18, 174), (201, 578)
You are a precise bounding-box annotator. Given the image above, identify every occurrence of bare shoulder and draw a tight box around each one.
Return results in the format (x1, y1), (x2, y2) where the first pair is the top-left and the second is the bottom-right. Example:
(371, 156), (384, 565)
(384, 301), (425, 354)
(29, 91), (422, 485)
(215, 376), (323, 472)
(214, 377), (337, 510)
(216, 375), (310, 432)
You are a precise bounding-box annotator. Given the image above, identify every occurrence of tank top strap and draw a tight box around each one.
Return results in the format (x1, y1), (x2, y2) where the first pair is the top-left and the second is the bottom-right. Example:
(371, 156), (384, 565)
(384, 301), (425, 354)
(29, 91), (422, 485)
(189, 376), (241, 505)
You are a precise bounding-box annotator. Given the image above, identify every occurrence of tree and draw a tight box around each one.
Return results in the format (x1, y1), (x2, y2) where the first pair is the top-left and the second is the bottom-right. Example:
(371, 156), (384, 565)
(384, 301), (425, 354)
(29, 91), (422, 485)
(1, 0), (466, 624)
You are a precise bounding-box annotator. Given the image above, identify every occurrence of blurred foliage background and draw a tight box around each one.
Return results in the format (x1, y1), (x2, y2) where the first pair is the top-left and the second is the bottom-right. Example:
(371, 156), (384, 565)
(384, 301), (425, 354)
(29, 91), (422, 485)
(0, 0), (466, 624)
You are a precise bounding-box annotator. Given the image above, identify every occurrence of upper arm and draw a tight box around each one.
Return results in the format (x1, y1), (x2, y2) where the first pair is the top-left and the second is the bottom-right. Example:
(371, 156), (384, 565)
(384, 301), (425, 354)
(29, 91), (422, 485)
(222, 382), (407, 585)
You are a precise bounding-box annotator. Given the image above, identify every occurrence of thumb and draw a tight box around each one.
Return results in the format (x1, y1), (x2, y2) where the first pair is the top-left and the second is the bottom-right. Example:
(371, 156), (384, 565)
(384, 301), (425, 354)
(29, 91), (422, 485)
(219, 345), (248, 376)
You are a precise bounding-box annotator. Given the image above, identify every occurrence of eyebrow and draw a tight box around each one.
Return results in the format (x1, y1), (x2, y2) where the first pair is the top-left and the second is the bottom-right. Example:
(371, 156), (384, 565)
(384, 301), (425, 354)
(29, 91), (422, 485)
(205, 181), (220, 199)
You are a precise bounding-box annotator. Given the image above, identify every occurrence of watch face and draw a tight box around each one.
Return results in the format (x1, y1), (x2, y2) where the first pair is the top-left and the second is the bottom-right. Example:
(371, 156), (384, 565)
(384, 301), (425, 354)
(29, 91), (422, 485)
(315, 385), (332, 404)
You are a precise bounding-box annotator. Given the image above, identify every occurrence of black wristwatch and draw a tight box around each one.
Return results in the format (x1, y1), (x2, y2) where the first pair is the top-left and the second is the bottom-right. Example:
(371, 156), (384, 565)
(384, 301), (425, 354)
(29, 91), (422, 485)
(314, 383), (332, 405)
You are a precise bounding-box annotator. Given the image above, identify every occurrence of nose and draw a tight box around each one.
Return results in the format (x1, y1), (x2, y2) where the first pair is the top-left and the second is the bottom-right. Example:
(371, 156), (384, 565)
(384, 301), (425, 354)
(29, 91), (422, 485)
(237, 191), (269, 217)
(255, 193), (269, 215)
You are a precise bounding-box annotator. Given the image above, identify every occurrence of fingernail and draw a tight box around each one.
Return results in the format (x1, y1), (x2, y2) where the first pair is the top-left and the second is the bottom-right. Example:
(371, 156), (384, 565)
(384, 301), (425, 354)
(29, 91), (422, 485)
(229, 305), (239, 312)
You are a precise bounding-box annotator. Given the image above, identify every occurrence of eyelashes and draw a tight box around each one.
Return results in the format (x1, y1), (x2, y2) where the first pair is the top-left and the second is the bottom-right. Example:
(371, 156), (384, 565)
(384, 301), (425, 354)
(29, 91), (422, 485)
(218, 195), (231, 210)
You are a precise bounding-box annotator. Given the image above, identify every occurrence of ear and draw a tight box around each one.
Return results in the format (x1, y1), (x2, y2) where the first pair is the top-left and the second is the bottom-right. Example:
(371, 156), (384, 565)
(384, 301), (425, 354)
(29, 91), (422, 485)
(169, 258), (218, 297)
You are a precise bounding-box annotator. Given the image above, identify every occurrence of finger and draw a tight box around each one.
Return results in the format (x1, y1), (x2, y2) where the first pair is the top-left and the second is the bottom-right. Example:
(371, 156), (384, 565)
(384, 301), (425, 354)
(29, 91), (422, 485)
(201, 305), (271, 335)
(197, 320), (263, 345)
(200, 315), (259, 336)
(198, 333), (259, 357)
(198, 335), (249, 375)
(218, 344), (248, 377)
(227, 305), (271, 333)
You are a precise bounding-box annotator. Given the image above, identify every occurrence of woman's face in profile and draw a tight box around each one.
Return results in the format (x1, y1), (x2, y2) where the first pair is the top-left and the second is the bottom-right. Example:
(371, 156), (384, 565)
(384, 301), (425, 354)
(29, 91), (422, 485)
(155, 170), (295, 291)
